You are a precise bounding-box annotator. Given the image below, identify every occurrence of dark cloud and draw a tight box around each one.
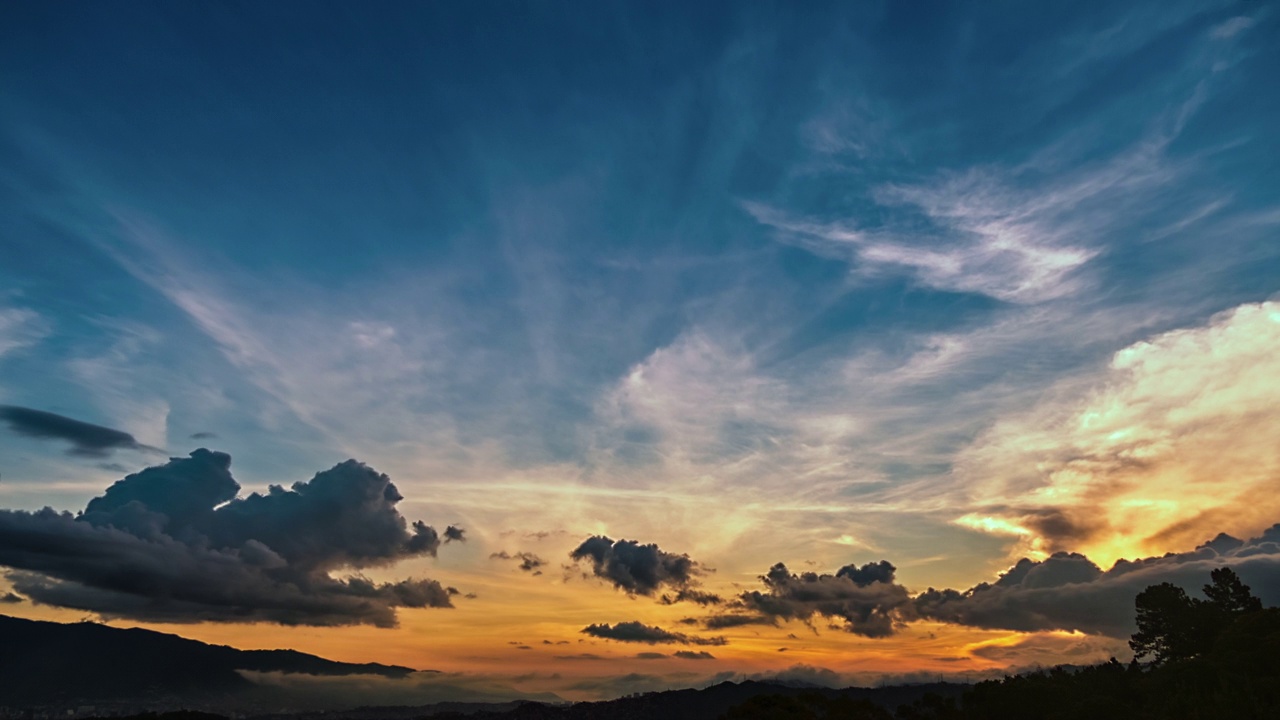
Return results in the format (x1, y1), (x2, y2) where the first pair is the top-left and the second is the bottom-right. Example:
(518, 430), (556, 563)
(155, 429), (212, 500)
(581, 621), (727, 646)
(701, 613), (776, 629)
(190, 432), (218, 440)
(661, 588), (723, 606)
(1, 592), (23, 603)
(443, 526), (466, 543)
(490, 551), (546, 573)
(914, 526), (1280, 636)
(730, 561), (915, 637)
(634, 652), (667, 660)
(569, 536), (717, 603)
(554, 653), (607, 661)
(0, 450), (460, 626)
(0, 406), (159, 458)
(673, 651), (716, 660)
(746, 664), (844, 688)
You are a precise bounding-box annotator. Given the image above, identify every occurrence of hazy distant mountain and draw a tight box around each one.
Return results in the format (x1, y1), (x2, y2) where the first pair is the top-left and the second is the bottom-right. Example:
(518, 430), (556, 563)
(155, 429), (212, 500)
(417, 680), (968, 720)
(0, 614), (416, 706)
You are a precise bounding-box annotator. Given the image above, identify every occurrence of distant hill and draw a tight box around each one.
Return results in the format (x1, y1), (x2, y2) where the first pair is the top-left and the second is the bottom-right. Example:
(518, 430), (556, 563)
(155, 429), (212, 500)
(0, 614), (416, 706)
(415, 680), (968, 720)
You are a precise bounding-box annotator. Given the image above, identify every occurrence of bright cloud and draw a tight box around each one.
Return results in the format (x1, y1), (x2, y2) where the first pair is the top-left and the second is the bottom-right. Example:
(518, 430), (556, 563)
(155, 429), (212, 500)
(958, 301), (1280, 564)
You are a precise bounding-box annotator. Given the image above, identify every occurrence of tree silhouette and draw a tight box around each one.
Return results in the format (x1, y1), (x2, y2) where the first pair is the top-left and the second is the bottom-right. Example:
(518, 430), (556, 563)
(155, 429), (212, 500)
(1129, 566), (1261, 665)
(1203, 566), (1263, 614)
(1129, 582), (1200, 664)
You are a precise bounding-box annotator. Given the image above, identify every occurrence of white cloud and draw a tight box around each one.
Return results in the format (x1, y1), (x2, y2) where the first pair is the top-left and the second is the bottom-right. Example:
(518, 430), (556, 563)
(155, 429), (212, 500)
(0, 307), (46, 360)
(1210, 16), (1256, 40)
(957, 301), (1280, 564)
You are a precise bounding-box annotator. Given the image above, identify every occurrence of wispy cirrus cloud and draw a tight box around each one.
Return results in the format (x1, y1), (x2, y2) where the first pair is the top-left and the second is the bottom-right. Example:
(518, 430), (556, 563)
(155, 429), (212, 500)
(0, 307), (46, 360)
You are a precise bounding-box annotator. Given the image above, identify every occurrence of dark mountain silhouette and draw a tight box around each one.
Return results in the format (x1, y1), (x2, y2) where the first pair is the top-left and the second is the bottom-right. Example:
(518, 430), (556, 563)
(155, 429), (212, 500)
(0, 614), (415, 706)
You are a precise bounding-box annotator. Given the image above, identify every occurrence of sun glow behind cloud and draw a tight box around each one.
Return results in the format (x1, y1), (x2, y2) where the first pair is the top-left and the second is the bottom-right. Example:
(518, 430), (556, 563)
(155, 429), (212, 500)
(958, 302), (1280, 567)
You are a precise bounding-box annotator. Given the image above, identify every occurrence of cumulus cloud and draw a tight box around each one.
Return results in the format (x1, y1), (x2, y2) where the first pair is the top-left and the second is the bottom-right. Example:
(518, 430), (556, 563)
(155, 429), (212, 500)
(0, 406), (160, 458)
(957, 302), (1280, 564)
(720, 561), (914, 637)
(490, 550), (545, 573)
(915, 525), (1280, 636)
(581, 621), (727, 646)
(570, 536), (715, 602)
(443, 525), (466, 543)
(0, 450), (459, 626)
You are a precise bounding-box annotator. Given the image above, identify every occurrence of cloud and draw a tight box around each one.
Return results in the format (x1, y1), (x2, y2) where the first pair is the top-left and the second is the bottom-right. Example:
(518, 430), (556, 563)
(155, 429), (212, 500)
(239, 669), (564, 708)
(581, 621), (727, 646)
(0, 450), (459, 626)
(1210, 16), (1255, 40)
(701, 613), (777, 629)
(634, 652), (666, 660)
(956, 302), (1280, 564)
(673, 651), (716, 660)
(190, 431), (218, 439)
(443, 525), (466, 543)
(745, 664), (845, 689)
(745, 155), (1106, 304)
(915, 525), (1280, 636)
(727, 561), (915, 637)
(0, 405), (160, 458)
(968, 633), (1126, 664)
(1, 592), (22, 604)
(490, 550), (545, 573)
(0, 307), (46, 359)
(570, 536), (713, 601)
(661, 588), (724, 606)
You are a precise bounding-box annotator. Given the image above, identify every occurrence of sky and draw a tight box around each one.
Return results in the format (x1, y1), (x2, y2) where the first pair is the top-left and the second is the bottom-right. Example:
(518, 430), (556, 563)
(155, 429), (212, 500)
(1, 0), (1278, 704)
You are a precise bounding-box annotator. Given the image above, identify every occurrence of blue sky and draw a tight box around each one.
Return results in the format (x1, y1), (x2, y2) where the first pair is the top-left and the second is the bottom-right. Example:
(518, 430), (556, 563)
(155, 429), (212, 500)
(1, 0), (1279, 695)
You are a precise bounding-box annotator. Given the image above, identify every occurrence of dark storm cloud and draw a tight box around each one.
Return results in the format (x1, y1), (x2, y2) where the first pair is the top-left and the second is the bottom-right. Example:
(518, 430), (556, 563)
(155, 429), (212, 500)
(569, 536), (715, 602)
(0, 405), (159, 458)
(581, 621), (727, 646)
(728, 561), (915, 638)
(0, 449), (460, 626)
(1, 592), (23, 603)
(914, 526), (1280, 636)
(490, 550), (545, 573)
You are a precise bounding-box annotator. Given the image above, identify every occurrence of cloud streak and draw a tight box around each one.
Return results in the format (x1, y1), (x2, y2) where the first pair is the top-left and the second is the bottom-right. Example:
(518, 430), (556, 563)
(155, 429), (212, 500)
(0, 405), (160, 458)
(581, 621), (727, 646)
